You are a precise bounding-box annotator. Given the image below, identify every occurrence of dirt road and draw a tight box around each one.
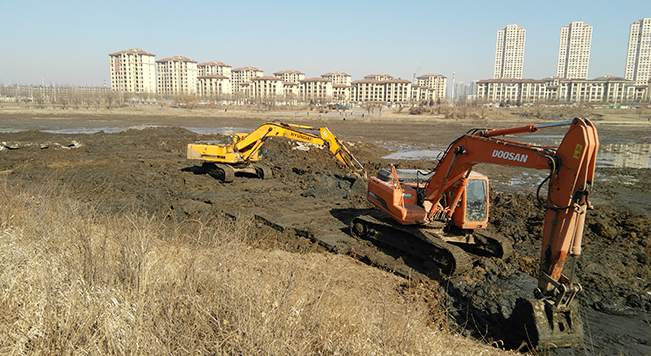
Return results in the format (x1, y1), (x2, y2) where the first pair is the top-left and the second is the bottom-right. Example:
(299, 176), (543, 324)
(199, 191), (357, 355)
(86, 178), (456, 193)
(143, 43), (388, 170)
(1, 107), (649, 354)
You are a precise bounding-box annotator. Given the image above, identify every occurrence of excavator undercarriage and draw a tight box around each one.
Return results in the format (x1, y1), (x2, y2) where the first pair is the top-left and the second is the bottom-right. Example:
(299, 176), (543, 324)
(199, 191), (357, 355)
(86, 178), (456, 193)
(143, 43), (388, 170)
(200, 161), (272, 183)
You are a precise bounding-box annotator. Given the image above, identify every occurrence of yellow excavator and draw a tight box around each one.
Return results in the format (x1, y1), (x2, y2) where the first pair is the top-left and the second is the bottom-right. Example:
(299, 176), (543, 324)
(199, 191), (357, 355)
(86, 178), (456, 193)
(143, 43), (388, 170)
(187, 122), (365, 182)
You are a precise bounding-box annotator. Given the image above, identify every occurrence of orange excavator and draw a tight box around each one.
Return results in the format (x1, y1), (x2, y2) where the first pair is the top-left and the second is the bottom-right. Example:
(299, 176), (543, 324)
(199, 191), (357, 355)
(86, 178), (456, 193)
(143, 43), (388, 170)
(187, 122), (365, 182)
(351, 117), (598, 349)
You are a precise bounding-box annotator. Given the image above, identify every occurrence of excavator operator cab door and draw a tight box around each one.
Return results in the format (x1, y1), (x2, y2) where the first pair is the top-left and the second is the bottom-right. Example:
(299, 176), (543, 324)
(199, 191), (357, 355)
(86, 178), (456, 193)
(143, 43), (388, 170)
(451, 173), (489, 229)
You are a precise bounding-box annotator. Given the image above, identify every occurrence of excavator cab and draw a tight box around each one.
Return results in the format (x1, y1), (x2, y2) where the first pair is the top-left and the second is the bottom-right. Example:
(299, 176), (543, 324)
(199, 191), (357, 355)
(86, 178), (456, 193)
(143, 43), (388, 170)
(371, 168), (490, 229)
(450, 172), (489, 229)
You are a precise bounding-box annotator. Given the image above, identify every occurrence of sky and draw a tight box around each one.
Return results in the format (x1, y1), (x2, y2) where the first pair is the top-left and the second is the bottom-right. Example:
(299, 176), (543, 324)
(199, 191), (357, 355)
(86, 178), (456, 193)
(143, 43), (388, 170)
(1, 0), (650, 88)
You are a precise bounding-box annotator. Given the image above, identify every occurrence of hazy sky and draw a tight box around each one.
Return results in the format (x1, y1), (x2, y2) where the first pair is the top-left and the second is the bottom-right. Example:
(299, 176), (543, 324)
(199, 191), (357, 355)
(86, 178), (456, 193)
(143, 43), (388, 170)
(1, 0), (649, 87)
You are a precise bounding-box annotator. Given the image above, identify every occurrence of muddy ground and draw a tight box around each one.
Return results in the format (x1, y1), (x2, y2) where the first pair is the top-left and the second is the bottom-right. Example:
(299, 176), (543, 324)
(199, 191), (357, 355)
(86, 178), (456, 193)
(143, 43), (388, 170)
(0, 109), (650, 354)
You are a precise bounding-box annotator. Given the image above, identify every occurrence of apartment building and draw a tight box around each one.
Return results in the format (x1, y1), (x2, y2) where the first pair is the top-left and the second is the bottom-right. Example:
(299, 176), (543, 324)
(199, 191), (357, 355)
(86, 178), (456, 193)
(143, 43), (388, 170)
(625, 18), (651, 86)
(415, 74), (447, 102)
(232, 66), (263, 93)
(411, 85), (433, 103)
(476, 76), (636, 104)
(494, 24), (526, 79)
(197, 61), (232, 78)
(156, 56), (198, 96)
(351, 77), (411, 104)
(197, 75), (232, 98)
(383, 79), (411, 103)
(250, 76), (283, 99)
(332, 84), (351, 102)
(283, 82), (299, 103)
(322, 72), (351, 102)
(351, 79), (383, 103)
(273, 69), (305, 84)
(557, 21), (592, 79)
(321, 72), (351, 86)
(299, 78), (333, 103)
(109, 49), (156, 93)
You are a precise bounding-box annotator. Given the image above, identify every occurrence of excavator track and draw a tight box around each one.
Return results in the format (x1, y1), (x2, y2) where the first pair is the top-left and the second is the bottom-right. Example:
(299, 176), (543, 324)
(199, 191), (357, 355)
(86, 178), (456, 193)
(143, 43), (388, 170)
(351, 215), (473, 275)
(254, 164), (273, 180)
(203, 162), (235, 183)
(449, 229), (513, 260)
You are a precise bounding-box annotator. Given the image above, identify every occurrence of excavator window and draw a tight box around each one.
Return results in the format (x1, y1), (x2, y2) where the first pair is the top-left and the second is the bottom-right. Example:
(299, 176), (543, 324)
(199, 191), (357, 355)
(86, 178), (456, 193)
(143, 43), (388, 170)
(465, 179), (488, 223)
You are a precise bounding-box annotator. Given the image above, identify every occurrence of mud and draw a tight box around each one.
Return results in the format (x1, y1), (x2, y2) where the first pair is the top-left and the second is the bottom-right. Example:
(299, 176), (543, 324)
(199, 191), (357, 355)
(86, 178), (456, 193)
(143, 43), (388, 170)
(0, 110), (650, 354)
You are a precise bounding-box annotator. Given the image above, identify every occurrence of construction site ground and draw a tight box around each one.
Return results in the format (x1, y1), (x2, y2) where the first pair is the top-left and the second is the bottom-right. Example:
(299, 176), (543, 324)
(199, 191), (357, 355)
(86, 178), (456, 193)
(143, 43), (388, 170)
(1, 107), (650, 354)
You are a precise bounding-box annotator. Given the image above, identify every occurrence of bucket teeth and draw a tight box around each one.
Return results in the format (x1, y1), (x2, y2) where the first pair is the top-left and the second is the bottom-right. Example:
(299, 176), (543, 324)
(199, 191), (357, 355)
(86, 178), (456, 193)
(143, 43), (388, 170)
(507, 297), (583, 350)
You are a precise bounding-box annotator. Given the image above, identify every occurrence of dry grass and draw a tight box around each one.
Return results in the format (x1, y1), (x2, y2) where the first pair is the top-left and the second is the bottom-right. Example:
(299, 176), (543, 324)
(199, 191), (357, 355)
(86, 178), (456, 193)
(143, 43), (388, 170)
(0, 179), (515, 355)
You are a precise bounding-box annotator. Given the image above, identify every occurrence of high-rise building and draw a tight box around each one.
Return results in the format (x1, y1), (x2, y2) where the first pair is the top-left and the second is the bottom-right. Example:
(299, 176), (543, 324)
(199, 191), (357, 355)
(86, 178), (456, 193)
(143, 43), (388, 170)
(109, 49), (157, 93)
(156, 56), (198, 96)
(557, 21), (592, 79)
(494, 24), (526, 79)
(625, 18), (651, 86)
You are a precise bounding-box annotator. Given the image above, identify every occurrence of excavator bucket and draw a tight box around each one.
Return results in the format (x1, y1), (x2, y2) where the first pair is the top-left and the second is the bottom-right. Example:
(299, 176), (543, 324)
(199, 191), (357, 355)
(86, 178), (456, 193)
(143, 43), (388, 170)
(508, 297), (583, 350)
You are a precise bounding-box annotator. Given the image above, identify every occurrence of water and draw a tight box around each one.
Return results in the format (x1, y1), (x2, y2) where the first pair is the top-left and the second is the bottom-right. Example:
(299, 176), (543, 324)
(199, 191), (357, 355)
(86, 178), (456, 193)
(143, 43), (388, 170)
(380, 135), (650, 192)
(381, 140), (651, 169)
(0, 126), (248, 135)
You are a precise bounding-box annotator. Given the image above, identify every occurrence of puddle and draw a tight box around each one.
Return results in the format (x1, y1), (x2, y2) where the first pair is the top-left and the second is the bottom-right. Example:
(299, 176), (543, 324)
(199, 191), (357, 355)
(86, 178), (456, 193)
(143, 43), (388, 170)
(383, 149), (443, 160)
(598, 143), (651, 169)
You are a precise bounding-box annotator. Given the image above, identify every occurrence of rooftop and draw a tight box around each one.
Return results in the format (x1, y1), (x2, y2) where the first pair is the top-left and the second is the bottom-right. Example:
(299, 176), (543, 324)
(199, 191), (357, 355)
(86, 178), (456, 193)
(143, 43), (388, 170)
(197, 61), (231, 67)
(300, 77), (332, 82)
(417, 74), (446, 79)
(233, 66), (263, 72)
(274, 69), (305, 75)
(321, 71), (351, 77)
(156, 56), (197, 63)
(109, 48), (155, 57)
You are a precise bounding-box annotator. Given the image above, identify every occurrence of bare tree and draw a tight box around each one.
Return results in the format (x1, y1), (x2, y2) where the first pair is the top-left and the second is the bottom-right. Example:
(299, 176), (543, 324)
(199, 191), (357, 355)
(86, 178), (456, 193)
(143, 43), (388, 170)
(33, 88), (45, 109)
(70, 88), (82, 109)
(105, 90), (118, 109)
